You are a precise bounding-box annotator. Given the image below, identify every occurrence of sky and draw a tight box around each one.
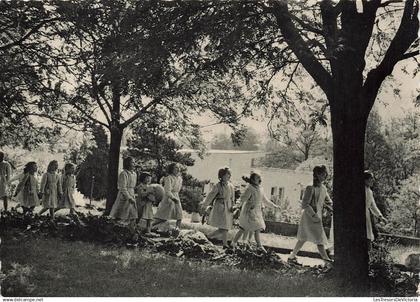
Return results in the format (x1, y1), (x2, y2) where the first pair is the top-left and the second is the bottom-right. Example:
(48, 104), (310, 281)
(195, 59), (420, 143)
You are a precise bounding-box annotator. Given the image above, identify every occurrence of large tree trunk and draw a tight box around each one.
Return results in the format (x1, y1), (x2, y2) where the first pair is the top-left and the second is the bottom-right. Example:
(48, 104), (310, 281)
(104, 126), (123, 215)
(330, 101), (369, 293)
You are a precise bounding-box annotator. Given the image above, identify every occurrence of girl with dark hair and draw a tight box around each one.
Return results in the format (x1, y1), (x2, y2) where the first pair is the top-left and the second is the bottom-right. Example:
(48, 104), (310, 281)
(288, 165), (333, 265)
(200, 167), (235, 248)
(56, 163), (78, 216)
(364, 170), (387, 245)
(109, 157), (138, 232)
(39, 160), (62, 219)
(230, 171), (280, 252)
(136, 172), (155, 233)
(14, 162), (40, 214)
(153, 163), (183, 230)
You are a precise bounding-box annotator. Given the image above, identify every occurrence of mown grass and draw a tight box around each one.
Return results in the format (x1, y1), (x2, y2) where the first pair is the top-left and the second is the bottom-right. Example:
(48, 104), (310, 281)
(0, 234), (357, 297)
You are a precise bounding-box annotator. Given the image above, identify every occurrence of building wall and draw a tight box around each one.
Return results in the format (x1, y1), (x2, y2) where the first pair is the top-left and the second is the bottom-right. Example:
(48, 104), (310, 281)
(184, 150), (312, 209)
(258, 168), (312, 210)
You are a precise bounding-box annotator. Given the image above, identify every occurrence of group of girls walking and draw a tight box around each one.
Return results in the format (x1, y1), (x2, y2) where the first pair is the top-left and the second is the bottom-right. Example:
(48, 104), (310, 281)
(1, 150), (387, 262)
(4, 159), (78, 219)
(109, 157), (183, 234)
(200, 167), (281, 252)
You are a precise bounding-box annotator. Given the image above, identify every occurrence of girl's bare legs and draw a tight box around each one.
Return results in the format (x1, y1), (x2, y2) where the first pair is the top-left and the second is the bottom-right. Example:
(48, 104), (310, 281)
(220, 229), (228, 247)
(3, 197), (8, 211)
(317, 244), (332, 263)
(146, 220), (152, 233)
(289, 240), (306, 259)
(49, 208), (55, 219)
(231, 229), (244, 249)
(254, 231), (266, 252)
(175, 219), (181, 229)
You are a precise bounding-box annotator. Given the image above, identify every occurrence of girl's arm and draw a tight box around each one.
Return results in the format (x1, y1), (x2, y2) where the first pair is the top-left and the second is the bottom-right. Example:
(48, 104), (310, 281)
(57, 175), (63, 196)
(14, 174), (29, 196)
(236, 186), (252, 209)
(368, 190), (384, 219)
(324, 190), (333, 211)
(118, 172), (132, 202)
(40, 173), (47, 194)
(200, 184), (219, 208)
(301, 186), (317, 217)
(262, 194), (280, 209)
(164, 177), (177, 201)
(6, 162), (12, 182)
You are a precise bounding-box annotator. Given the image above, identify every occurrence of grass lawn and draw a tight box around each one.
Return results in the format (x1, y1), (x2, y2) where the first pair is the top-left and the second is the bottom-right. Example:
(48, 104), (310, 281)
(1, 234), (362, 297)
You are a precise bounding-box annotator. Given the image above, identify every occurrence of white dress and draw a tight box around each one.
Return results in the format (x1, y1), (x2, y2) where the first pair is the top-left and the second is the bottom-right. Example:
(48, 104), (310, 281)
(201, 182), (235, 230)
(40, 172), (62, 208)
(238, 184), (272, 232)
(15, 174), (40, 207)
(0, 161), (12, 198)
(59, 174), (76, 209)
(154, 175), (183, 220)
(110, 170), (138, 221)
(366, 187), (383, 241)
(297, 184), (331, 245)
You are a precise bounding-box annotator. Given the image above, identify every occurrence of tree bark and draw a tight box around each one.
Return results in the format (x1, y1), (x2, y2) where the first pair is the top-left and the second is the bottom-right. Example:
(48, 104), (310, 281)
(104, 126), (123, 215)
(330, 99), (369, 293)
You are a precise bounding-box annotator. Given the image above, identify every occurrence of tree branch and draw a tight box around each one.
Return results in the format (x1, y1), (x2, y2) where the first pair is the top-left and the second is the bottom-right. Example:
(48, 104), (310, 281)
(271, 1), (333, 97)
(121, 99), (161, 129)
(0, 17), (60, 51)
(363, 0), (419, 114)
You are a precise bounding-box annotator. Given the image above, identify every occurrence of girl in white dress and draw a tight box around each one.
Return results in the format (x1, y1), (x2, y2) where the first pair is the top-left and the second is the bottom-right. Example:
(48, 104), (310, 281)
(231, 172), (280, 252)
(56, 163), (78, 216)
(153, 163), (183, 230)
(288, 165), (333, 265)
(110, 157), (138, 232)
(364, 171), (387, 245)
(14, 162), (40, 214)
(200, 167), (235, 248)
(39, 160), (62, 219)
(136, 172), (154, 233)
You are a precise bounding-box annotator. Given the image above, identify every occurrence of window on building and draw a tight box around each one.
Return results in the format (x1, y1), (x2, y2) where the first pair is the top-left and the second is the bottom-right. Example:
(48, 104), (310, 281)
(278, 187), (285, 202)
(251, 158), (256, 167)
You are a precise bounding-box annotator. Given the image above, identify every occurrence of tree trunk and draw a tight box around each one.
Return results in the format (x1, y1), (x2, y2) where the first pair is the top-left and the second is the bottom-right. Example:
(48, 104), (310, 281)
(104, 126), (123, 215)
(331, 106), (369, 294)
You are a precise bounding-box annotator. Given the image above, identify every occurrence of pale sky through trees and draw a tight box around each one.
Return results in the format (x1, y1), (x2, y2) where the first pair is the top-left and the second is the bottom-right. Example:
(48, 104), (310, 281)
(196, 59), (419, 143)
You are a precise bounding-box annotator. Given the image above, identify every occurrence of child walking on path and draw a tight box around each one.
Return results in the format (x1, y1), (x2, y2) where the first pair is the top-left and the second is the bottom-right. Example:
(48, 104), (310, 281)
(109, 157), (138, 235)
(200, 167), (235, 248)
(0, 151), (12, 212)
(153, 163), (183, 230)
(288, 165), (333, 265)
(39, 160), (62, 219)
(14, 162), (40, 214)
(56, 163), (78, 216)
(231, 172), (280, 252)
(364, 171), (387, 244)
(136, 172), (155, 233)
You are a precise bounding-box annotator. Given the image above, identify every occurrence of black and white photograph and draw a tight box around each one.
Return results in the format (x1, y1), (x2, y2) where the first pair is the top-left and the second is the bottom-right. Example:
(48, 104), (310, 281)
(0, 0), (419, 298)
